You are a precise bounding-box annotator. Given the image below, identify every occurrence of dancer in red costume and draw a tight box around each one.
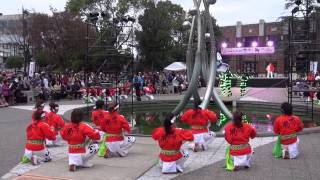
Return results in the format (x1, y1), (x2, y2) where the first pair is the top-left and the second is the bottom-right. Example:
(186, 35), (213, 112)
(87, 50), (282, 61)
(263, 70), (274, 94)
(99, 102), (135, 158)
(181, 101), (218, 151)
(273, 102), (304, 159)
(224, 111), (256, 170)
(60, 109), (100, 171)
(32, 100), (49, 122)
(152, 113), (194, 173)
(45, 102), (65, 146)
(91, 100), (109, 129)
(23, 110), (56, 165)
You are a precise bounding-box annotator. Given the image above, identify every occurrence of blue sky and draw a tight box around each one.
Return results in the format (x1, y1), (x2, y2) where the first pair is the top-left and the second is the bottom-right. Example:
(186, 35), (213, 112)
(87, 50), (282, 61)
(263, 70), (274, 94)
(0, 0), (291, 26)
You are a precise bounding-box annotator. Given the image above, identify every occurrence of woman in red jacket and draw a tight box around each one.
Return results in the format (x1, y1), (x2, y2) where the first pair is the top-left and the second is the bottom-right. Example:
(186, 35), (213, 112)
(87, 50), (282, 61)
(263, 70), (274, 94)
(99, 102), (135, 158)
(45, 102), (65, 146)
(60, 109), (101, 171)
(224, 111), (256, 170)
(152, 113), (194, 173)
(181, 101), (218, 152)
(23, 110), (56, 165)
(273, 102), (304, 159)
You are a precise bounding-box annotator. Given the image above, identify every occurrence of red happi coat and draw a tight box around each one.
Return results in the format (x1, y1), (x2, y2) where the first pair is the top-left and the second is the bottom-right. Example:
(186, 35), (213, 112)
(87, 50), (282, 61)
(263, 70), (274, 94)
(224, 122), (256, 156)
(46, 111), (65, 135)
(25, 120), (56, 151)
(152, 127), (194, 162)
(181, 109), (218, 134)
(91, 109), (109, 129)
(60, 122), (100, 153)
(100, 112), (130, 142)
(273, 115), (304, 145)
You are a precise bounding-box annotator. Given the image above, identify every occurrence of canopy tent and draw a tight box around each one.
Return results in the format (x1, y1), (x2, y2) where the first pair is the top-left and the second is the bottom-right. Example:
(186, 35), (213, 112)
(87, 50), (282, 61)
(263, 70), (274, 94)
(164, 62), (186, 71)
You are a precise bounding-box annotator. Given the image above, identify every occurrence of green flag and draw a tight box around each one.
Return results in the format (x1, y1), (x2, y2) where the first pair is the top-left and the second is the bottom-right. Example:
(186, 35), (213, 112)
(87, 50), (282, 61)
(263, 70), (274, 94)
(225, 145), (234, 171)
(98, 134), (107, 157)
(273, 135), (282, 158)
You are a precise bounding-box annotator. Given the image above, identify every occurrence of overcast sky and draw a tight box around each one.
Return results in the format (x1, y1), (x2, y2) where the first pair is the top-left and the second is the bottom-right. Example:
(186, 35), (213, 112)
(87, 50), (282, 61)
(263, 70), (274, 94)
(0, 0), (292, 26)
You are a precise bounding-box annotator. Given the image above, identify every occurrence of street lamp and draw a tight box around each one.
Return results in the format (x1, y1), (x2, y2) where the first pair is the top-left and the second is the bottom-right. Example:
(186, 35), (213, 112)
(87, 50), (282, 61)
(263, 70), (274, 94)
(251, 41), (258, 76)
(22, 8), (29, 74)
(237, 42), (242, 48)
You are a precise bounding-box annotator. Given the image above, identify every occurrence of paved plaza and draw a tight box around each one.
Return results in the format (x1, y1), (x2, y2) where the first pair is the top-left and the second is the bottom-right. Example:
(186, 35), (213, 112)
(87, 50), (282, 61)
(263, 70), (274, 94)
(0, 88), (319, 180)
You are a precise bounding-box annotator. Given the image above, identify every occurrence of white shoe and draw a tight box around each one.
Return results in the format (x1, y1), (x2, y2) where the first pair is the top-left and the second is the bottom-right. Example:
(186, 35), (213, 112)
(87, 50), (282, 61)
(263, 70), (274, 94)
(82, 162), (94, 168)
(31, 155), (38, 165)
(128, 136), (136, 143)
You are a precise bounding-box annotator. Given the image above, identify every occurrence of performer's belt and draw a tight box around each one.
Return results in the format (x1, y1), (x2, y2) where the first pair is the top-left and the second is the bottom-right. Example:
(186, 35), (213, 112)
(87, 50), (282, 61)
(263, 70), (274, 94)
(69, 143), (86, 149)
(191, 125), (207, 129)
(230, 144), (250, 150)
(105, 133), (122, 137)
(27, 140), (44, 145)
(160, 149), (180, 155)
(281, 133), (297, 140)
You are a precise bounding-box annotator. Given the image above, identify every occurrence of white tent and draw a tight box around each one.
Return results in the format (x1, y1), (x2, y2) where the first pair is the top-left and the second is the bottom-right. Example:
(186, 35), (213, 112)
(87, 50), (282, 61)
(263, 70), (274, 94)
(164, 62), (186, 71)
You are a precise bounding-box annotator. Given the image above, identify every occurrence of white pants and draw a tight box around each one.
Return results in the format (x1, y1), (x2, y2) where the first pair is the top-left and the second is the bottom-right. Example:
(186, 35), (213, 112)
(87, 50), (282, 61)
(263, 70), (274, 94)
(46, 133), (62, 146)
(267, 71), (274, 78)
(159, 149), (189, 173)
(282, 139), (299, 159)
(24, 148), (52, 164)
(232, 153), (252, 167)
(105, 136), (135, 157)
(189, 131), (215, 150)
(68, 144), (99, 166)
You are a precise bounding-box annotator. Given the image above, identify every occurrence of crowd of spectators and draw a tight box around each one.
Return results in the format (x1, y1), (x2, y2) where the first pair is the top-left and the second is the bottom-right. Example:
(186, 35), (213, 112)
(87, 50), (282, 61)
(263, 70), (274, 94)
(0, 70), (188, 107)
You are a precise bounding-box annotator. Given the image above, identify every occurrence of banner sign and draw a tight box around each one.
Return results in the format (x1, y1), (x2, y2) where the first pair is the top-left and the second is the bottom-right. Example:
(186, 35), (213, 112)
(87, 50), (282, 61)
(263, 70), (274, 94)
(221, 47), (275, 55)
(29, 62), (35, 77)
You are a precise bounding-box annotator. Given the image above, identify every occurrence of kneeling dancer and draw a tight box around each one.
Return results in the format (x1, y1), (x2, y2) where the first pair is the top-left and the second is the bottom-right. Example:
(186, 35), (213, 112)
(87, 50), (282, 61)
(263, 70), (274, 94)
(152, 113), (194, 173)
(60, 109), (101, 171)
(224, 111), (256, 171)
(45, 102), (65, 146)
(181, 101), (218, 151)
(22, 110), (56, 165)
(273, 102), (304, 159)
(98, 102), (135, 158)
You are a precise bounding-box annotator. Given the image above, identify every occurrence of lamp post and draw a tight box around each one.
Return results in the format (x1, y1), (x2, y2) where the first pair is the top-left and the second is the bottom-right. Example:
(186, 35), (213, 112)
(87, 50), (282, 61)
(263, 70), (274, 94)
(251, 41), (258, 76)
(22, 8), (29, 74)
(237, 42), (242, 73)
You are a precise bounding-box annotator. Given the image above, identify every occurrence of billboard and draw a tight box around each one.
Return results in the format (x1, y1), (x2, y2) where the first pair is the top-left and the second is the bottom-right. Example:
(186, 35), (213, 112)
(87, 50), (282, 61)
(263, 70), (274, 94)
(221, 47), (275, 55)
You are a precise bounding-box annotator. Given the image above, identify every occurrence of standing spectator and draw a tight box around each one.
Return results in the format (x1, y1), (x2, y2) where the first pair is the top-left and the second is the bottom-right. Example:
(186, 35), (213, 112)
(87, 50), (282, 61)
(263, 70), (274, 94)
(0, 80), (9, 107)
(2, 80), (11, 105)
(133, 72), (144, 101)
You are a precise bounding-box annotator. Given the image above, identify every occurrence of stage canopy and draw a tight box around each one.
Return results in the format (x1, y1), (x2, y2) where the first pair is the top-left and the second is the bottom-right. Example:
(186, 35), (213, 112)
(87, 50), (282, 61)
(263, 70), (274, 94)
(164, 62), (186, 71)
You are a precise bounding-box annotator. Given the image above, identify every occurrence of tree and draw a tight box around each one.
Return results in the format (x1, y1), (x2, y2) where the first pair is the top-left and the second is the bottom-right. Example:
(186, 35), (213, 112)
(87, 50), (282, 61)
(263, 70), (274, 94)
(136, 1), (186, 70)
(285, 0), (316, 9)
(136, 1), (222, 71)
(27, 11), (88, 71)
(65, 0), (148, 72)
(5, 56), (24, 72)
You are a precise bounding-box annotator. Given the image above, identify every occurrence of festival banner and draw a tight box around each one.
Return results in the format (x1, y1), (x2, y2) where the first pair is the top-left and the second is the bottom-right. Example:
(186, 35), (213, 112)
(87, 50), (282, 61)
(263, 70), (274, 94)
(221, 47), (275, 55)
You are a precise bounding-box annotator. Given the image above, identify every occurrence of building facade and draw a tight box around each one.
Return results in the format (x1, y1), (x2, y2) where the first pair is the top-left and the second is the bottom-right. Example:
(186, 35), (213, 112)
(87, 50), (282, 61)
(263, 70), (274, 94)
(0, 14), (24, 70)
(219, 19), (288, 77)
